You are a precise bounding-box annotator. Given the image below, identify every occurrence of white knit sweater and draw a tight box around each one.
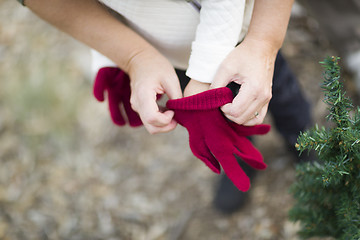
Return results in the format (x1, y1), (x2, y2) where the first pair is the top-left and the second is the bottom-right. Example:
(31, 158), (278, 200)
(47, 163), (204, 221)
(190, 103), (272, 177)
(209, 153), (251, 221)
(92, 0), (254, 83)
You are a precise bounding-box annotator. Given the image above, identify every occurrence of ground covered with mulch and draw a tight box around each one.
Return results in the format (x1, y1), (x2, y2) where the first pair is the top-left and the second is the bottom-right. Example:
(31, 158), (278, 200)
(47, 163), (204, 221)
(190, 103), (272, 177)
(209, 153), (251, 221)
(1, 1), (354, 239)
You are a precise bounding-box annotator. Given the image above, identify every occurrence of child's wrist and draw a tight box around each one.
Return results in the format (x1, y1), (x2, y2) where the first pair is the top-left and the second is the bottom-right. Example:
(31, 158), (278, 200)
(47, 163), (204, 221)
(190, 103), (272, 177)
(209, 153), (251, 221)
(184, 79), (211, 97)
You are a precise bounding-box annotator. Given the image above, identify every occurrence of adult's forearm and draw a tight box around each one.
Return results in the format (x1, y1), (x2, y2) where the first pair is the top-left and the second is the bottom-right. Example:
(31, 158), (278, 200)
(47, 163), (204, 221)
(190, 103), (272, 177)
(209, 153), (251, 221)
(26, 0), (156, 73)
(245, 0), (294, 52)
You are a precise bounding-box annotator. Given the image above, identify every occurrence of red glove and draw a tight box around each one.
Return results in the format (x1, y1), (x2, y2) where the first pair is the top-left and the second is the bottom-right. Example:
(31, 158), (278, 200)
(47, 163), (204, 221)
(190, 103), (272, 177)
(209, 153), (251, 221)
(93, 67), (142, 127)
(166, 87), (271, 191)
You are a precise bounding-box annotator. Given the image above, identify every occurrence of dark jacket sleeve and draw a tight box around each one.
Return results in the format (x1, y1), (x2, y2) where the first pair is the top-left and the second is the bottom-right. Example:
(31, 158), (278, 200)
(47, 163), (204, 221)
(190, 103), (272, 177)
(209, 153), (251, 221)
(17, 0), (25, 6)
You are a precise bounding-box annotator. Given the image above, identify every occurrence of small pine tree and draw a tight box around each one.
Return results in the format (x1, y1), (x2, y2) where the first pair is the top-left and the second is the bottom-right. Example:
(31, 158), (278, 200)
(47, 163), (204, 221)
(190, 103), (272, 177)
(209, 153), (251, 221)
(289, 56), (360, 239)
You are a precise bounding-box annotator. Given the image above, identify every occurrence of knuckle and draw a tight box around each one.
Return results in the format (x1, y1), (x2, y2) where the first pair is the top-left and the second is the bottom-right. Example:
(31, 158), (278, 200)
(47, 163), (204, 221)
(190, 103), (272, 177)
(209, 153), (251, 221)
(254, 116), (265, 125)
(129, 97), (138, 111)
(148, 129), (157, 135)
(251, 87), (272, 102)
(249, 88), (261, 100)
(219, 62), (233, 73)
(230, 112), (240, 119)
(144, 123), (158, 135)
(263, 90), (272, 102)
(224, 65), (235, 74)
(235, 120), (245, 125)
(145, 115), (161, 125)
(218, 63), (237, 79)
(231, 116), (246, 125)
(228, 108), (241, 118)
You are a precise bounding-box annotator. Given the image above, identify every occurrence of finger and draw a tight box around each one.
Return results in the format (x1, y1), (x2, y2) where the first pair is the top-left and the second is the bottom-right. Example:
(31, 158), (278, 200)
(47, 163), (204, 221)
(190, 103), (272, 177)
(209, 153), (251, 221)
(143, 118), (178, 134)
(93, 67), (119, 101)
(120, 75), (143, 126)
(234, 138), (267, 170)
(93, 71), (108, 101)
(216, 152), (251, 192)
(228, 121), (271, 136)
(145, 110), (175, 127)
(242, 104), (268, 126)
(139, 98), (178, 131)
(131, 86), (164, 124)
(131, 80), (178, 133)
(220, 90), (254, 124)
(221, 83), (270, 125)
(122, 98), (143, 127)
(190, 135), (220, 173)
(161, 76), (183, 100)
(209, 64), (235, 89)
(108, 91), (126, 126)
(222, 104), (264, 126)
(236, 102), (264, 125)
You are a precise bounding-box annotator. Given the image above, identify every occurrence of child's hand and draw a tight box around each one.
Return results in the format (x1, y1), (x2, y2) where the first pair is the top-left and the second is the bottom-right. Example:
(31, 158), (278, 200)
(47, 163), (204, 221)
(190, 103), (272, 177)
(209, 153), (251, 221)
(184, 80), (210, 97)
(210, 38), (277, 126)
(128, 48), (182, 134)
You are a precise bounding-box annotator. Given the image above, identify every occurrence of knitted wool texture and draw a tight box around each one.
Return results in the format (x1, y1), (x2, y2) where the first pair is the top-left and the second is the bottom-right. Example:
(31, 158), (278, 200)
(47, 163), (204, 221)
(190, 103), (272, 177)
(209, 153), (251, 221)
(167, 88), (270, 191)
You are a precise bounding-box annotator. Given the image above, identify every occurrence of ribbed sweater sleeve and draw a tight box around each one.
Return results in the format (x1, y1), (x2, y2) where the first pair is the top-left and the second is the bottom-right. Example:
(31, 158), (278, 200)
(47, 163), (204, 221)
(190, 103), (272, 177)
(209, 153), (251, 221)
(186, 0), (245, 83)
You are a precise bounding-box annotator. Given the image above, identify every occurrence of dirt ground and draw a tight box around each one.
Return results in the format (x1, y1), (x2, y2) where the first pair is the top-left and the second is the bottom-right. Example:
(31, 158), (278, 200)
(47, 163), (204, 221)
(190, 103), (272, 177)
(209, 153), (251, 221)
(0, 1), (355, 240)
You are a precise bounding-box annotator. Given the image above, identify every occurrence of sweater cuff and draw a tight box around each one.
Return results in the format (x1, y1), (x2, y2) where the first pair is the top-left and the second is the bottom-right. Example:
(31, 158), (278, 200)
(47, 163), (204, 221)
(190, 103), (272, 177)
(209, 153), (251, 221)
(186, 42), (234, 83)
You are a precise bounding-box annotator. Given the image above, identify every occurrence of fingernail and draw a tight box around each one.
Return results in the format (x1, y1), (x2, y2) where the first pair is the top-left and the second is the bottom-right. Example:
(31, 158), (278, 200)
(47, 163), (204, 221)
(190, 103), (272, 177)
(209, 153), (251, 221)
(164, 110), (175, 118)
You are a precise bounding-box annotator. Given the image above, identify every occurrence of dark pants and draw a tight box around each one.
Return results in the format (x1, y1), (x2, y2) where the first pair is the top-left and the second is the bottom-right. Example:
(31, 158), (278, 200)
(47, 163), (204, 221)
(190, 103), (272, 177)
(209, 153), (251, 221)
(175, 51), (312, 146)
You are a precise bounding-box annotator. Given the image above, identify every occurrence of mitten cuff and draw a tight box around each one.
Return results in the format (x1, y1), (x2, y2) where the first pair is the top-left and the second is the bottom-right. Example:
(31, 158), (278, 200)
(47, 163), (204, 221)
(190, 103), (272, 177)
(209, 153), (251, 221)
(166, 87), (233, 110)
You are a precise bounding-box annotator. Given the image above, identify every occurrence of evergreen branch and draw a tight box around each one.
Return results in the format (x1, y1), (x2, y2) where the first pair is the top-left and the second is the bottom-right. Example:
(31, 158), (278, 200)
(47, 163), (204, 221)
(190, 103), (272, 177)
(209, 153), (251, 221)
(320, 56), (353, 127)
(289, 57), (360, 239)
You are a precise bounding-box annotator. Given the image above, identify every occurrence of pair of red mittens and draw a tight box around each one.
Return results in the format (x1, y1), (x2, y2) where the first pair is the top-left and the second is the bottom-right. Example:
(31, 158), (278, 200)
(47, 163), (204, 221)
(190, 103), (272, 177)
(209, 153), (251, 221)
(93, 67), (270, 191)
(166, 88), (270, 191)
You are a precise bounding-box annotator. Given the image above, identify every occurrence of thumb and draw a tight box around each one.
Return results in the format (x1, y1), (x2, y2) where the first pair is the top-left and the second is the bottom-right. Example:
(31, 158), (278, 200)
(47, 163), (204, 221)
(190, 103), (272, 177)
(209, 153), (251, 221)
(209, 64), (235, 89)
(162, 77), (183, 100)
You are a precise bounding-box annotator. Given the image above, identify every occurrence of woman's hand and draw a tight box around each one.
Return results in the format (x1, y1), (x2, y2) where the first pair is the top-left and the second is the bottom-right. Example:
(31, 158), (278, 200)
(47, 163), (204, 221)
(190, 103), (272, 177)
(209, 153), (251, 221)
(26, 0), (183, 134)
(209, 0), (293, 126)
(128, 48), (183, 134)
(210, 38), (277, 126)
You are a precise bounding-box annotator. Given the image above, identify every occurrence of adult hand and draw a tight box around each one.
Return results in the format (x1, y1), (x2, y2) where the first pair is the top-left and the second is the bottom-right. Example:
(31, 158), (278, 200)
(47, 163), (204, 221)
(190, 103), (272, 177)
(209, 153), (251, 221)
(210, 38), (277, 126)
(128, 48), (182, 134)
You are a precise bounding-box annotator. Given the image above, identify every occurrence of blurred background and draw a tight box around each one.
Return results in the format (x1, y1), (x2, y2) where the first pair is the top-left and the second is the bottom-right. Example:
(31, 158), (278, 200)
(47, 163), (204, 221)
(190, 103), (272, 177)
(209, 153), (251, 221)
(0, 0), (359, 239)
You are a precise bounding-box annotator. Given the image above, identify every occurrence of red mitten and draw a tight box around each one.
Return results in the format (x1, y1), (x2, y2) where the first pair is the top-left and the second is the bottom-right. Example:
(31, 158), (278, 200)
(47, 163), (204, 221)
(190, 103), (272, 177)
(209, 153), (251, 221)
(93, 67), (142, 127)
(166, 87), (271, 191)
